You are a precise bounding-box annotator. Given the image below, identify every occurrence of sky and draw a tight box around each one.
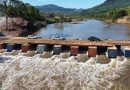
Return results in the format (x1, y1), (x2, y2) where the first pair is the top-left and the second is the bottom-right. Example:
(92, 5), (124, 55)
(22, 0), (106, 9)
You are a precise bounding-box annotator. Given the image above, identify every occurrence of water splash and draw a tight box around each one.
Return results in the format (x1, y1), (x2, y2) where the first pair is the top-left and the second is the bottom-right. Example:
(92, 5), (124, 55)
(0, 54), (130, 90)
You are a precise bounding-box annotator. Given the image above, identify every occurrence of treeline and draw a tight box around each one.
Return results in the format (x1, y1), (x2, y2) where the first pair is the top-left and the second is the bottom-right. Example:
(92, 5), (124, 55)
(0, 0), (72, 31)
(36, 4), (79, 15)
(0, 0), (72, 22)
(81, 8), (129, 21)
(0, 0), (44, 21)
(107, 8), (129, 21)
(45, 13), (72, 23)
(80, 0), (130, 21)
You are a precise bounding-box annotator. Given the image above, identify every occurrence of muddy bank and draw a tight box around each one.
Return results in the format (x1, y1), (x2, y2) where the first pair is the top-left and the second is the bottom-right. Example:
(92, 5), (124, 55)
(116, 16), (130, 24)
(0, 17), (47, 37)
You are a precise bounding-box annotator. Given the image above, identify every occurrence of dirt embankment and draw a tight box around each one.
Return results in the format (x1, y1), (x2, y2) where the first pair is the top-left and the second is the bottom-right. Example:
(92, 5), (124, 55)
(0, 17), (46, 37)
(116, 16), (130, 24)
(0, 17), (28, 37)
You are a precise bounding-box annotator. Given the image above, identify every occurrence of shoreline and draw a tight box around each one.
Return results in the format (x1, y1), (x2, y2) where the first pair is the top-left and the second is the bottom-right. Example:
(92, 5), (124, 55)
(0, 17), (130, 38)
(0, 17), (47, 37)
(0, 16), (75, 37)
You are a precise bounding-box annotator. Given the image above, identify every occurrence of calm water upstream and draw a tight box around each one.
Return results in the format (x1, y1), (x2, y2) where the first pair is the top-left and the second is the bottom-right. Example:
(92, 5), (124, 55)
(35, 19), (130, 40)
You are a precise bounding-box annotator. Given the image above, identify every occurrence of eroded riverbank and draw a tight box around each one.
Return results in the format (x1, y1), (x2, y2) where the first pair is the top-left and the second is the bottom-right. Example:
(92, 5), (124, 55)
(0, 17), (46, 37)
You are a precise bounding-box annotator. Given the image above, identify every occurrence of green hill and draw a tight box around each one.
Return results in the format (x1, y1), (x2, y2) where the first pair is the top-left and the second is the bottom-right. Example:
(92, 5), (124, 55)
(35, 4), (82, 15)
(81, 0), (130, 18)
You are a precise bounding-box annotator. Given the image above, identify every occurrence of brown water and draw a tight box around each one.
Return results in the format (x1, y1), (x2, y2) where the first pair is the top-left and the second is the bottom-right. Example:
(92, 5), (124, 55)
(35, 19), (130, 40)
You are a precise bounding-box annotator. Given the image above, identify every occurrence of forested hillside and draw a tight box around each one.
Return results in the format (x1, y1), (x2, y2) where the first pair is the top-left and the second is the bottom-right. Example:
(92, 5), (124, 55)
(81, 0), (130, 20)
(35, 4), (82, 15)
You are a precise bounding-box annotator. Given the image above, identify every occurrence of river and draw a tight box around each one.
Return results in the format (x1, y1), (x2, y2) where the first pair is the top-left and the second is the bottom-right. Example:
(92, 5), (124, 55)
(1, 19), (130, 90)
(35, 19), (130, 40)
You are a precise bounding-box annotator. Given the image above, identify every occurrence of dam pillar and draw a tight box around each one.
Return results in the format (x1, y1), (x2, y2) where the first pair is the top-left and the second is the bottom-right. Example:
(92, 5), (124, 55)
(121, 46), (130, 58)
(0, 43), (4, 49)
(7, 44), (15, 52)
(53, 45), (62, 55)
(88, 46), (97, 57)
(37, 44), (48, 53)
(70, 46), (79, 56)
(22, 43), (31, 52)
(107, 46), (118, 58)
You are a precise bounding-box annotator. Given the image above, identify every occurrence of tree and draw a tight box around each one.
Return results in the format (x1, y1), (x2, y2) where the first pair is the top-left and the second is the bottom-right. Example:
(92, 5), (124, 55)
(48, 13), (55, 18)
(108, 9), (128, 21)
(0, 0), (19, 30)
(0, 0), (43, 31)
(25, 3), (40, 21)
(59, 14), (64, 22)
(54, 16), (60, 22)
(9, 0), (27, 17)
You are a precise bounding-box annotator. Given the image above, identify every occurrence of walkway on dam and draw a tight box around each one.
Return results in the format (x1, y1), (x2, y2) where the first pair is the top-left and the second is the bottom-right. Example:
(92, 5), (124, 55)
(0, 37), (130, 46)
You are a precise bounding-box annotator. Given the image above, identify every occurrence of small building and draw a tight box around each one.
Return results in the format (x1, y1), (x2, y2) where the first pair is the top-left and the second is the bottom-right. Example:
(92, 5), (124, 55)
(37, 44), (47, 53)
(53, 45), (62, 55)
(70, 46), (79, 56)
(7, 44), (15, 52)
(121, 46), (130, 58)
(22, 43), (31, 52)
(88, 46), (97, 57)
(107, 46), (117, 58)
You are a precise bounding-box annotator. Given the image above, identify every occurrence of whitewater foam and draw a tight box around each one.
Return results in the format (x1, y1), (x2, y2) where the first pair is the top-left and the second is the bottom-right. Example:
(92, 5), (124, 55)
(0, 53), (130, 90)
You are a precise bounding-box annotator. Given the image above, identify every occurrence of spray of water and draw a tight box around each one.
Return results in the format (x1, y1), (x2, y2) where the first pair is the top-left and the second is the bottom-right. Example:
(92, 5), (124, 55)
(0, 53), (130, 90)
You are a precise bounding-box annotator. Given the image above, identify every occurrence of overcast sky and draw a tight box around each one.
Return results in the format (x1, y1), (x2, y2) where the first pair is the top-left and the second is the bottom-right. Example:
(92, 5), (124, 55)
(22, 0), (106, 9)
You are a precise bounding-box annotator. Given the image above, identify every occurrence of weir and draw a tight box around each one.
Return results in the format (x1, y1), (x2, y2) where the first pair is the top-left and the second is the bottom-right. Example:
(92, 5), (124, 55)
(0, 37), (130, 58)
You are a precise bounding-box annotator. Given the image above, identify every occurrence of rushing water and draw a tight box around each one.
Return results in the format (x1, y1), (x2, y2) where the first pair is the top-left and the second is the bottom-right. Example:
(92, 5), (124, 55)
(0, 52), (130, 90)
(35, 19), (130, 40)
